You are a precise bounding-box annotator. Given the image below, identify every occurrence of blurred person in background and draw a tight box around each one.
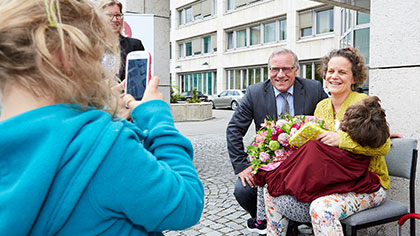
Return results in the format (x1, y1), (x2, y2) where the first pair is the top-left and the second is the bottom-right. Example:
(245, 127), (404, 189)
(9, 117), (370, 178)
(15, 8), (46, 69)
(99, 0), (145, 80)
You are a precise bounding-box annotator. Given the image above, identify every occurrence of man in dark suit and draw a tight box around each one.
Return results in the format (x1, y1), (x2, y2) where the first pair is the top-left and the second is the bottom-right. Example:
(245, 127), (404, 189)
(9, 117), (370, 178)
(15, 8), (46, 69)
(226, 48), (328, 234)
(101, 0), (145, 80)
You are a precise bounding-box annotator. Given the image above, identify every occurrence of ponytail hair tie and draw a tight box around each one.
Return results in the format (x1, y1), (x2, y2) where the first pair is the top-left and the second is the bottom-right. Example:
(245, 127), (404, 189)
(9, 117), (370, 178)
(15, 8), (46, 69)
(44, 0), (57, 27)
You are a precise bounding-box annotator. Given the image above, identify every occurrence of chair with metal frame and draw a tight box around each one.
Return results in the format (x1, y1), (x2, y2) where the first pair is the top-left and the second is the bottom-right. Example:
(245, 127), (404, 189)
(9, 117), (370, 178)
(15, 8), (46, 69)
(341, 138), (418, 236)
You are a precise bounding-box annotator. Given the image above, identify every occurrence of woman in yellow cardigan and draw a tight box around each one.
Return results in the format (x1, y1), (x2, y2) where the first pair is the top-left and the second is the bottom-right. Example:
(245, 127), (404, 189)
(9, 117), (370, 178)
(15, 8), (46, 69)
(311, 48), (390, 235)
(264, 48), (391, 236)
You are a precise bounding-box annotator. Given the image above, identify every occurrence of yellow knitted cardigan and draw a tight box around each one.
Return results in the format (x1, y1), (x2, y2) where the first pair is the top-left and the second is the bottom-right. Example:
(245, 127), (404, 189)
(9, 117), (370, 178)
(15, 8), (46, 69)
(314, 91), (391, 189)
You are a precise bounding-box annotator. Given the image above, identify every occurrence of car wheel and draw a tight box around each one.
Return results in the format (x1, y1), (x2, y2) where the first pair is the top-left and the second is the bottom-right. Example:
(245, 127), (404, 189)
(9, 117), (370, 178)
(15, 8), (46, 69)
(210, 100), (215, 109)
(231, 101), (238, 111)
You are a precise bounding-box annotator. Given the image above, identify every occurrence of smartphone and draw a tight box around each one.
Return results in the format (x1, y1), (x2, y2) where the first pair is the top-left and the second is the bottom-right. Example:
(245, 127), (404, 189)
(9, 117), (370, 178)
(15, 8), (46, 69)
(125, 51), (152, 100)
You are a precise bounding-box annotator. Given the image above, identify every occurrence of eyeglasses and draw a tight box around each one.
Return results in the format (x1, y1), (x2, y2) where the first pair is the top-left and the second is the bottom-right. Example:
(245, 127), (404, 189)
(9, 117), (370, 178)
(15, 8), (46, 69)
(105, 13), (124, 20)
(270, 66), (296, 74)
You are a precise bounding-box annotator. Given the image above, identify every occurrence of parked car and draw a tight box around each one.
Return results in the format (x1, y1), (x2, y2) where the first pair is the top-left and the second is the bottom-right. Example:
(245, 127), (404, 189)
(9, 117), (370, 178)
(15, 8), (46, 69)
(208, 89), (246, 110)
(180, 90), (209, 102)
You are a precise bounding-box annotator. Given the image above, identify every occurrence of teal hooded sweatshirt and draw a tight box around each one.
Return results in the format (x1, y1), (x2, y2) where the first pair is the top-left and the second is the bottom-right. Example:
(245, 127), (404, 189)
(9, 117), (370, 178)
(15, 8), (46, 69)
(0, 100), (204, 235)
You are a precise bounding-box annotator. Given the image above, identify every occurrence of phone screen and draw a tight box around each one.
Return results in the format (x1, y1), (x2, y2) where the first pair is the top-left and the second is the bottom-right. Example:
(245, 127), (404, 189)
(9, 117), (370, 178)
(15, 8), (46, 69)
(126, 58), (148, 100)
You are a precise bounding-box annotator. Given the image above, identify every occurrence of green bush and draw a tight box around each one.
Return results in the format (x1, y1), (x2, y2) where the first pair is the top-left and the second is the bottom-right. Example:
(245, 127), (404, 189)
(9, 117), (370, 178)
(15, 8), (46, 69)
(187, 88), (202, 103)
(170, 86), (181, 103)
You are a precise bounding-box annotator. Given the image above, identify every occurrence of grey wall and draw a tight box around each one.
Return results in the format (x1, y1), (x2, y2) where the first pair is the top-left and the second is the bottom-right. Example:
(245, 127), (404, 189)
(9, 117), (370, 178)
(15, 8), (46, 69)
(369, 1), (420, 235)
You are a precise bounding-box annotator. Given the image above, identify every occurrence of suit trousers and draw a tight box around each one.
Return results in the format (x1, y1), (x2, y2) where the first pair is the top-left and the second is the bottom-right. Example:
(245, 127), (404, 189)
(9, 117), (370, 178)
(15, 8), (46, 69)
(234, 178), (257, 218)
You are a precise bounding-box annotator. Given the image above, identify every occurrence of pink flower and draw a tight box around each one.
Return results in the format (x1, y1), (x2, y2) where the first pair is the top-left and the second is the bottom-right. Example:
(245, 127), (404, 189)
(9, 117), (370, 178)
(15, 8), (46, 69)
(274, 149), (286, 158)
(274, 126), (283, 134)
(278, 133), (289, 145)
(260, 119), (268, 128)
(290, 127), (298, 136)
(255, 131), (267, 143)
(276, 119), (287, 127)
(291, 123), (300, 130)
(259, 152), (270, 162)
(305, 116), (320, 123)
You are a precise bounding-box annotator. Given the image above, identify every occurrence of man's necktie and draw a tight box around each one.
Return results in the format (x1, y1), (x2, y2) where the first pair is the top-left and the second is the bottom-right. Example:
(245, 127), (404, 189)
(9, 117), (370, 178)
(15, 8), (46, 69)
(280, 92), (289, 117)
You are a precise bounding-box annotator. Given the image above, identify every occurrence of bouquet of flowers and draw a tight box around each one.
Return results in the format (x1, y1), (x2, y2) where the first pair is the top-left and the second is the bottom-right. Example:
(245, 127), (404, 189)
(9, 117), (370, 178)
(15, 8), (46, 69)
(247, 115), (327, 173)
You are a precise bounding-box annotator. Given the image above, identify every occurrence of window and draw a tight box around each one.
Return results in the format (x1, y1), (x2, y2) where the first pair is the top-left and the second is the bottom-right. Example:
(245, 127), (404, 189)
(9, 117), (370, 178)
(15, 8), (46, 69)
(236, 29), (247, 48)
(299, 7), (334, 38)
(227, 31), (234, 49)
(299, 61), (323, 85)
(235, 70), (241, 89)
(212, 35), (217, 52)
(241, 69), (247, 88)
(227, 0), (262, 11)
(179, 10), (185, 25)
(207, 72), (213, 95)
(198, 73), (202, 91)
(248, 68), (254, 85)
(250, 26), (261, 45)
(354, 28), (370, 64)
(185, 75), (189, 91)
(186, 42), (192, 56)
(193, 3), (202, 20)
(226, 17), (286, 50)
(316, 8), (334, 34)
(179, 44), (185, 58)
(185, 7), (193, 23)
(227, 0), (235, 10)
(255, 68), (261, 83)
(339, 10), (370, 65)
(264, 21), (276, 43)
(220, 90), (229, 96)
(226, 66), (267, 90)
(178, 33), (216, 58)
(299, 11), (312, 37)
(203, 36), (211, 53)
(356, 11), (370, 25)
(192, 38), (201, 55)
(279, 19), (287, 40)
(340, 9), (371, 94)
(178, 0), (216, 26)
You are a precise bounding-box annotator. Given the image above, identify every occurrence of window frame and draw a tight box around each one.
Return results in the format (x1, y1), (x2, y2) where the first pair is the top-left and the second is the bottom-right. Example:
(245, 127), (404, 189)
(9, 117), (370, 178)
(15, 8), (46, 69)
(299, 6), (334, 39)
(178, 0), (217, 27)
(226, 16), (286, 51)
(226, 0), (263, 12)
(178, 33), (217, 58)
(178, 71), (217, 95)
(225, 65), (268, 90)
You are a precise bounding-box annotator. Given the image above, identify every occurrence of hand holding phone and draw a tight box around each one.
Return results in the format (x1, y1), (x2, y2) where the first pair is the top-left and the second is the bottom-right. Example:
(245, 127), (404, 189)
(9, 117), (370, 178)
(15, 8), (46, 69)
(122, 76), (164, 110)
(125, 51), (151, 100)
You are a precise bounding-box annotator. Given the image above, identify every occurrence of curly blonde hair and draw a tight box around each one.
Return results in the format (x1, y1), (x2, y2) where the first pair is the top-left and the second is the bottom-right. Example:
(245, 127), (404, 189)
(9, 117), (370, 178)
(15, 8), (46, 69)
(0, 0), (120, 115)
(317, 47), (368, 88)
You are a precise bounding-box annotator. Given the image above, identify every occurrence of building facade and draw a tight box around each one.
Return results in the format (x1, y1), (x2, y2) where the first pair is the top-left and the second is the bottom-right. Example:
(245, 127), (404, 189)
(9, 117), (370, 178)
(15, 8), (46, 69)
(170, 0), (370, 96)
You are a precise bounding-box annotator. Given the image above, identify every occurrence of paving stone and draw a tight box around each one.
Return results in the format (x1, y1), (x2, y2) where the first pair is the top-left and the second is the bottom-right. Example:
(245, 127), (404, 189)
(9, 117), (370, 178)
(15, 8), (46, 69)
(165, 134), (252, 235)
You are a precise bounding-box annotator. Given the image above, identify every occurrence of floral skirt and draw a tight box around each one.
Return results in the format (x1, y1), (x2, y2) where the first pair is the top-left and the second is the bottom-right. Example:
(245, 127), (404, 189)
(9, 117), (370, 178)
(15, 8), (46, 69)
(264, 187), (386, 236)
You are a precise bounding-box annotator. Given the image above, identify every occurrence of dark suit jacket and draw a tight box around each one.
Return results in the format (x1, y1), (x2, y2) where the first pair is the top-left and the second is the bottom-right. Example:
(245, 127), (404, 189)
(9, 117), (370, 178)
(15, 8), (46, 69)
(226, 77), (328, 175)
(119, 35), (145, 80)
